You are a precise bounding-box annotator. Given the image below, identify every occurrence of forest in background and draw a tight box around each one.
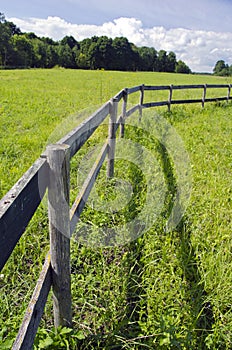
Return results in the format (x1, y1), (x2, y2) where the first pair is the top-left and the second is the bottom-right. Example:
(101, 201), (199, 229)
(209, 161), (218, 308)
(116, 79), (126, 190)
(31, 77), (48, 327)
(0, 12), (191, 73)
(1, 12), (231, 75)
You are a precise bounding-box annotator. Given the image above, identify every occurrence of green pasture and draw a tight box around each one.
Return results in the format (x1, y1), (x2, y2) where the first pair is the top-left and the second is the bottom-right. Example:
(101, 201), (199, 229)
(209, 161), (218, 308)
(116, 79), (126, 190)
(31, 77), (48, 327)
(0, 69), (232, 349)
(0, 68), (231, 197)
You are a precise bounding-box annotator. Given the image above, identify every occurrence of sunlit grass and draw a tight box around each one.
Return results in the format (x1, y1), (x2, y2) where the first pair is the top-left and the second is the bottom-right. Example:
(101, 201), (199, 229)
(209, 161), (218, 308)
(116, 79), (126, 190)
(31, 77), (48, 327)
(0, 69), (231, 349)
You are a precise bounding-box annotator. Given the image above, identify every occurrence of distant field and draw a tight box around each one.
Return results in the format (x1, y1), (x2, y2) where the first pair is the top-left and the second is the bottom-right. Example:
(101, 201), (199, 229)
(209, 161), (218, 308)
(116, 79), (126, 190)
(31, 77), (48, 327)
(0, 69), (232, 349)
(0, 68), (231, 197)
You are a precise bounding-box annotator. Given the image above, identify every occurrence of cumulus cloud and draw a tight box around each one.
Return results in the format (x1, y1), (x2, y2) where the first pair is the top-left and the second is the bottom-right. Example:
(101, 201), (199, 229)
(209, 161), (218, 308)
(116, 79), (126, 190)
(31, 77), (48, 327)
(9, 16), (232, 73)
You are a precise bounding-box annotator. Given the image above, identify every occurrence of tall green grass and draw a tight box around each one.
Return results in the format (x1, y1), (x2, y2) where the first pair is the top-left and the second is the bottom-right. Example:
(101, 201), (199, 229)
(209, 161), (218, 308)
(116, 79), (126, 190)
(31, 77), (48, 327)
(0, 69), (231, 349)
(0, 68), (231, 197)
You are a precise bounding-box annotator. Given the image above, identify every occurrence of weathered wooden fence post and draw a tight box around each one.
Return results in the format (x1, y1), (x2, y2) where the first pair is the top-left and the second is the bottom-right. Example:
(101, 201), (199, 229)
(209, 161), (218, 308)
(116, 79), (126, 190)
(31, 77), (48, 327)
(202, 84), (207, 108)
(227, 84), (231, 103)
(47, 144), (72, 328)
(120, 88), (128, 138)
(139, 84), (144, 121)
(107, 98), (118, 178)
(168, 84), (173, 112)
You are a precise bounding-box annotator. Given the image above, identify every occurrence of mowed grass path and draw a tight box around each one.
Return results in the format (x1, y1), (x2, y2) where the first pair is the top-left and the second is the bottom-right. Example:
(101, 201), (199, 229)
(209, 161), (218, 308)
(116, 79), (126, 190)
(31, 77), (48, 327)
(0, 69), (232, 349)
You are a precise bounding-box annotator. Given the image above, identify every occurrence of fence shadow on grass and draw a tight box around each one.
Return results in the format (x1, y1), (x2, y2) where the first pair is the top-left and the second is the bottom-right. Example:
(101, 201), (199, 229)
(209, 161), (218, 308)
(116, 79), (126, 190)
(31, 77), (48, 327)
(69, 242), (145, 349)
(176, 218), (215, 346)
(158, 127), (215, 348)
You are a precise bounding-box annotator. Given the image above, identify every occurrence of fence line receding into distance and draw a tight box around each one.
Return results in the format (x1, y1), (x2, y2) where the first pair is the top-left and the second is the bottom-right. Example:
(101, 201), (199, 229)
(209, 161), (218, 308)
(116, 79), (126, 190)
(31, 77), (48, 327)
(0, 83), (231, 349)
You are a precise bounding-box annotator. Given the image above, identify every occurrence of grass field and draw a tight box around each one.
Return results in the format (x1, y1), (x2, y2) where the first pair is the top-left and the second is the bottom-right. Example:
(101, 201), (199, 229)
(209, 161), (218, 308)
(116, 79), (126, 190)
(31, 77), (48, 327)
(0, 69), (232, 349)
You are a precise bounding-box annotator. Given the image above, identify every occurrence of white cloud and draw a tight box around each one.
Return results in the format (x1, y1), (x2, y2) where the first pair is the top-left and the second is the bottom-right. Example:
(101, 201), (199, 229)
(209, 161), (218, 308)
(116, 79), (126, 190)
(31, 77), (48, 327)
(9, 16), (232, 73)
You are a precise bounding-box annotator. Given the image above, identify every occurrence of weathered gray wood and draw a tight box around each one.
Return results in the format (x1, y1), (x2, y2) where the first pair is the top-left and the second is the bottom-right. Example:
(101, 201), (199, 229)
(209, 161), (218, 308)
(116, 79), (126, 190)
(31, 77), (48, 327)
(127, 85), (141, 94)
(70, 142), (108, 234)
(143, 95), (230, 109)
(204, 96), (229, 103)
(171, 97), (228, 105)
(12, 254), (52, 350)
(59, 102), (110, 158)
(143, 85), (170, 91)
(171, 99), (204, 105)
(120, 89), (128, 138)
(3, 81), (232, 348)
(125, 104), (140, 118)
(168, 85), (173, 112)
(202, 84), (207, 108)
(227, 85), (231, 102)
(115, 115), (123, 132)
(139, 84), (144, 120)
(107, 99), (118, 178)
(47, 144), (72, 328)
(0, 157), (48, 272)
(141, 84), (230, 92)
(206, 84), (230, 88)
(171, 84), (204, 90)
(114, 89), (125, 102)
(142, 101), (169, 108)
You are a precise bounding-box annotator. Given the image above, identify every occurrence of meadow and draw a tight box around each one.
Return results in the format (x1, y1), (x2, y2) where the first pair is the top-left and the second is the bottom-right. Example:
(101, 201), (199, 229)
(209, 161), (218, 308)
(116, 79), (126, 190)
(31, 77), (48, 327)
(0, 69), (232, 349)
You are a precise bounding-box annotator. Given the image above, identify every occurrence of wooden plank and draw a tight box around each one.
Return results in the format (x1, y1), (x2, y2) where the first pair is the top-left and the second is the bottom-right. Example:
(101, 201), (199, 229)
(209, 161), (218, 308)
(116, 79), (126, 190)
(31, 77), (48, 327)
(168, 85), (173, 112)
(202, 84), (207, 108)
(171, 99), (203, 105)
(115, 115), (123, 133)
(47, 144), (72, 329)
(120, 91), (128, 138)
(143, 97), (230, 109)
(171, 84), (204, 90)
(107, 100), (118, 178)
(127, 85), (141, 94)
(204, 96), (229, 102)
(139, 84), (144, 120)
(113, 89), (125, 102)
(227, 85), (231, 101)
(144, 84), (228, 91)
(140, 84), (145, 104)
(143, 85), (170, 91)
(206, 84), (229, 89)
(142, 101), (169, 108)
(12, 254), (52, 350)
(172, 97), (229, 105)
(0, 158), (48, 272)
(125, 104), (140, 117)
(59, 101), (110, 158)
(70, 142), (108, 235)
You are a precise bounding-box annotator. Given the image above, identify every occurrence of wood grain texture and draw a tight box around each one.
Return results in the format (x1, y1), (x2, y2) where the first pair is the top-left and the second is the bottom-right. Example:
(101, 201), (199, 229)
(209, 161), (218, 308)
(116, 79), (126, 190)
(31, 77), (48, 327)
(59, 102), (110, 158)
(0, 157), (48, 271)
(47, 144), (72, 328)
(70, 142), (108, 235)
(107, 100), (118, 178)
(12, 254), (52, 350)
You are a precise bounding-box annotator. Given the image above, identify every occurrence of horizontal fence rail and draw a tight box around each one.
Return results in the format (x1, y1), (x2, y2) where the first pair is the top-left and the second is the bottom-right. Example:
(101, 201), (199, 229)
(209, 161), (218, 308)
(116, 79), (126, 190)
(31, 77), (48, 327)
(0, 158), (48, 271)
(70, 141), (109, 234)
(13, 254), (52, 349)
(59, 101), (110, 158)
(0, 83), (231, 349)
(141, 83), (232, 111)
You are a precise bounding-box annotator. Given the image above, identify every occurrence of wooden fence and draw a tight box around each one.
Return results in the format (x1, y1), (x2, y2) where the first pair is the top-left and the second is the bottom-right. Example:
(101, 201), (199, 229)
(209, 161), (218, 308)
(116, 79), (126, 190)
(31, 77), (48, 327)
(0, 83), (231, 349)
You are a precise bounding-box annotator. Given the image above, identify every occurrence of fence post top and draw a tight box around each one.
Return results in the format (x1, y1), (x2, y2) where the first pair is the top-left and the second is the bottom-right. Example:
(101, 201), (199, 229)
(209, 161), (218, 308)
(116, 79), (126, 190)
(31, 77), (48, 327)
(46, 144), (70, 152)
(111, 97), (118, 103)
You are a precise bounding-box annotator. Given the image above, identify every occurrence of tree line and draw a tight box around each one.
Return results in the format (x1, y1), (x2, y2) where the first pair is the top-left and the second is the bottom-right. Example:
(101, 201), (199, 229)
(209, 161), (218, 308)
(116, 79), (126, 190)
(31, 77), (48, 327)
(213, 60), (232, 76)
(1, 12), (192, 73)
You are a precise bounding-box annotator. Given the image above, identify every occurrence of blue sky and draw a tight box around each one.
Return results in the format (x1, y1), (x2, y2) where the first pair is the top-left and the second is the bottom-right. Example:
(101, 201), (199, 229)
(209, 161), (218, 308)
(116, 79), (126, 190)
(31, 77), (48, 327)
(1, 0), (232, 72)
